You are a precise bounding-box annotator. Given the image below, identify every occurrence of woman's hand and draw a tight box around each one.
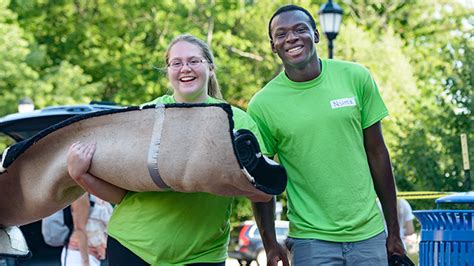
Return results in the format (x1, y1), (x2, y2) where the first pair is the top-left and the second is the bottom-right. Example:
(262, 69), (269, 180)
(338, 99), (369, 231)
(67, 141), (96, 181)
(67, 141), (127, 204)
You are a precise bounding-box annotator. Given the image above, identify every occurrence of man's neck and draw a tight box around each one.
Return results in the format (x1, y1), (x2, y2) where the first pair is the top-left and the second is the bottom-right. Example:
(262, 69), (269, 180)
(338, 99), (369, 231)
(285, 57), (322, 82)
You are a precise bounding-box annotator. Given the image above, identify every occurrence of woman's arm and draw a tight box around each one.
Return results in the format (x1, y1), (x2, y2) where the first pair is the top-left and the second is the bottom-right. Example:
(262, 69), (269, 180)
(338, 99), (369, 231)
(246, 194), (272, 202)
(71, 194), (90, 266)
(68, 142), (127, 204)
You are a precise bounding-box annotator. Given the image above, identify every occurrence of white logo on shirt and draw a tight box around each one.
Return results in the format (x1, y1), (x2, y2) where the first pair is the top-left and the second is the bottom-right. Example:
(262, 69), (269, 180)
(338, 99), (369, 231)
(330, 97), (356, 109)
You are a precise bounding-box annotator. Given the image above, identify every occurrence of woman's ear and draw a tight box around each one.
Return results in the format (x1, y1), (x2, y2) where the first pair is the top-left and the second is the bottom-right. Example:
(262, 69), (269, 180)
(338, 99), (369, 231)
(209, 64), (215, 76)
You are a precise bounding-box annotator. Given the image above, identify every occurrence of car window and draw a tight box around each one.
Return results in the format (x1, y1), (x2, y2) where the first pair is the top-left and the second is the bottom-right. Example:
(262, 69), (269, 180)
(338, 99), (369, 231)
(276, 226), (288, 237)
(248, 224), (288, 239)
(230, 225), (243, 240)
(246, 224), (266, 239)
(0, 134), (15, 154)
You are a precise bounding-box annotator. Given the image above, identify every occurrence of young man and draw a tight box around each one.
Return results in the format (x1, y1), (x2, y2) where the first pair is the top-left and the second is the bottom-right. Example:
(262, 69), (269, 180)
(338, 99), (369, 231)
(248, 4), (405, 265)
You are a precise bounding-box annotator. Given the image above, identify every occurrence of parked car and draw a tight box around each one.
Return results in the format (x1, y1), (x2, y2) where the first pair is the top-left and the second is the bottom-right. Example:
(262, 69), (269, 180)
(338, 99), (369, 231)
(228, 220), (289, 266)
(0, 103), (121, 266)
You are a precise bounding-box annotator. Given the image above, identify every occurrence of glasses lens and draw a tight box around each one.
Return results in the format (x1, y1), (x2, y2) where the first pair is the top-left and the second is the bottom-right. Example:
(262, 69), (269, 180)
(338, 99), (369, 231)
(169, 61), (182, 70)
(168, 59), (207, 70)
(188, 59), (202, 68)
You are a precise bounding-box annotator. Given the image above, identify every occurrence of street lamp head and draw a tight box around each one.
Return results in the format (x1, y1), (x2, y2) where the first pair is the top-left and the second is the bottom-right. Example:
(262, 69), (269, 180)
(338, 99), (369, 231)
(18, 97), (34, 113)
(318, 0), (344, 41)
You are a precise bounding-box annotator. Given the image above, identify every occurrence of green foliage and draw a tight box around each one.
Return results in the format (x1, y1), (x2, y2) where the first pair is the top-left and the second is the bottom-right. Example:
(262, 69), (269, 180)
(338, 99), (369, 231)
(0, 0), (472, 223)
(34, 61), (103, 107)
(342, 0), (473, 212)
(0, 0), (38, 115)
(230, 197), (254, 227)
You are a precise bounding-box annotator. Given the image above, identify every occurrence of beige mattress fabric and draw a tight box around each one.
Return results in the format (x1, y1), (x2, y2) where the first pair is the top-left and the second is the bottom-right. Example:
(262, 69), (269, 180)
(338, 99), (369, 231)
(0, 105), (268, 226)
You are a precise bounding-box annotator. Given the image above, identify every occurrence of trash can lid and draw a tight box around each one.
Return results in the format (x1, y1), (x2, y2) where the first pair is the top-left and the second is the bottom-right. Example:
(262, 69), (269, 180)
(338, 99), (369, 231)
(435, 192), (474, 204)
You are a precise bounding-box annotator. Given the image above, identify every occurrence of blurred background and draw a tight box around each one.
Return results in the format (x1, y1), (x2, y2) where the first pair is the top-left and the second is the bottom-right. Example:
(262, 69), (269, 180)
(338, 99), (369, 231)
(0, 0), (472, 264)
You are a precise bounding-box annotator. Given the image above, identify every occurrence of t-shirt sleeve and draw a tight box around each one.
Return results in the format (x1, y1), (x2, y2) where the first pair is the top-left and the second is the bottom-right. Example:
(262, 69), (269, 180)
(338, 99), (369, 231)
(247, 102), (277, 157)
(359, 69), (389, 129)
(140, 97), (161, 108)
(246, 119), (269, 156)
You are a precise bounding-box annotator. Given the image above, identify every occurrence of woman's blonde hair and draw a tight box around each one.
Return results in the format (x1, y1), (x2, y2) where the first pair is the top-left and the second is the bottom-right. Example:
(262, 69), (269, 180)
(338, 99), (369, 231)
(165, 34), (223, 99)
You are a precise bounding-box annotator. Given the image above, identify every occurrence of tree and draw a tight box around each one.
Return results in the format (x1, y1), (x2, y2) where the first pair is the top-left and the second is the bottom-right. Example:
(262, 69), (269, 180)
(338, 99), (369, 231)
(0, 0), (38, 115)
(3, 0), (472, 221)
(342, 0), (473, 211)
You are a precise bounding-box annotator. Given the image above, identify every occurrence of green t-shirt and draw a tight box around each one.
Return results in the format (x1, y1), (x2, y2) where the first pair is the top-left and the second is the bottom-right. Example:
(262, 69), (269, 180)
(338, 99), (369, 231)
(248, 59), (387, 242)
(108, 95), (265, 265)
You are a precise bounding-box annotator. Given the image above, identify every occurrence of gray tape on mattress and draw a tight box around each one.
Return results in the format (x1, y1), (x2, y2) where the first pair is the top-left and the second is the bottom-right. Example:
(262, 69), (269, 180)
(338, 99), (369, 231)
(147, 103), (171, 190)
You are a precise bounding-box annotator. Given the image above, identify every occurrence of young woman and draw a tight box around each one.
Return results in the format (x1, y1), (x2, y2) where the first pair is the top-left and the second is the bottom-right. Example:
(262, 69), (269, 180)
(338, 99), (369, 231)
(67, 34), (270, 265)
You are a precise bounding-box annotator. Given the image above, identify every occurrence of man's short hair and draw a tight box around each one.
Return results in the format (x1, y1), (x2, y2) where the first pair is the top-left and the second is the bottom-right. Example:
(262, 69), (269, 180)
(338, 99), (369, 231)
(268, 5), (317, 40)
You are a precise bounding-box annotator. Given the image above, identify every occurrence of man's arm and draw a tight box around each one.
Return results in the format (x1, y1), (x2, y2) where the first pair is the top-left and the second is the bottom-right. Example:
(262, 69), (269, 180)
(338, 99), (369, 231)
(252, 197), (289, 266)
(363, 121), (405, 257)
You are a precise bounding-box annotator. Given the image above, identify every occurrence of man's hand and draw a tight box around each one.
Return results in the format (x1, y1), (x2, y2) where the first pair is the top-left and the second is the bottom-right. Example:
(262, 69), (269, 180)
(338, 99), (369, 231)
(266, 243), (290, 266)
(386, 232), (405, 257)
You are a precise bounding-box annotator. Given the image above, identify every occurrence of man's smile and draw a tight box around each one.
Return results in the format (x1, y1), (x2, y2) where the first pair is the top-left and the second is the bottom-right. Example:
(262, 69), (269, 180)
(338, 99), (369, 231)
(286, 45), (304, 56)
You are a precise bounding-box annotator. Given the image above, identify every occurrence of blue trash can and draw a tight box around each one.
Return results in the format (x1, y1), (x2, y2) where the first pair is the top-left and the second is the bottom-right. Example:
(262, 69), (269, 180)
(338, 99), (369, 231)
(413, 192), (474, 266)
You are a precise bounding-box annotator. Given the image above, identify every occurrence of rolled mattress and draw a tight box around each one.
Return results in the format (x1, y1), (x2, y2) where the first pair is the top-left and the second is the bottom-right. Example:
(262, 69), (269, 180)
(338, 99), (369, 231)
(0, 103), (286, 226)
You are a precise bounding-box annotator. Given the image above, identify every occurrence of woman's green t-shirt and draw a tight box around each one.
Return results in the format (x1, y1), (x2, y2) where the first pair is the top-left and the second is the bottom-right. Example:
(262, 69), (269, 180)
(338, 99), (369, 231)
(108, 95), (264, 265)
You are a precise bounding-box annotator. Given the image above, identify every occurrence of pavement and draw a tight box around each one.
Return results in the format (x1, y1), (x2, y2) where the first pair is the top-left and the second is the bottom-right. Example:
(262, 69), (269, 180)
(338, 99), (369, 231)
(226, 258), (284, 266)
(1, 257), (252, 266)
(226, 258), (243, 265)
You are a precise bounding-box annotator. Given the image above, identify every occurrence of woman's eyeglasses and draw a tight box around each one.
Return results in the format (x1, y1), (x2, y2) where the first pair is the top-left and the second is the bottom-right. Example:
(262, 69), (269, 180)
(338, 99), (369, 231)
(167, 58), (209, 70)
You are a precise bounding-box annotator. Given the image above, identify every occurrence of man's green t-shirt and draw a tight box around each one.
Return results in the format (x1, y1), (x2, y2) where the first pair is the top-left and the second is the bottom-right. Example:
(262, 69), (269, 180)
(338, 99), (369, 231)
(248, 59), (387, 242)
(108, 95), (265, 265)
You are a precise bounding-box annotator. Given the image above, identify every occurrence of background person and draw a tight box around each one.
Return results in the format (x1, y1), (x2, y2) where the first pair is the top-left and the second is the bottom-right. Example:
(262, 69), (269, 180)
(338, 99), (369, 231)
(377, 196), (415, 248)
(61, 194), (112, 266)
(395, 198), (415, 248)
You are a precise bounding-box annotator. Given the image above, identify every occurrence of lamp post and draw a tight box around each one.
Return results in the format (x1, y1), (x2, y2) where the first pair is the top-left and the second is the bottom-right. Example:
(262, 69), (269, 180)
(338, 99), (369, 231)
(18, 97), (34, 113)
(318, 0), (343, 59)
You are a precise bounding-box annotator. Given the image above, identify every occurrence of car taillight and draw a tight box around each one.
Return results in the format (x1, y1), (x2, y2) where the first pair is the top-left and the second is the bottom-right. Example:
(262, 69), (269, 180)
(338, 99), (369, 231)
(238, 224), (251, 247)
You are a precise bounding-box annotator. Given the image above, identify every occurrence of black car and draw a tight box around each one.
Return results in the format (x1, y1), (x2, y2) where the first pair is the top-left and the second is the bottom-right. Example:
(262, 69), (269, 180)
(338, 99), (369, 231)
(228, 220), (289, 266)
(0, 103), (121, 266)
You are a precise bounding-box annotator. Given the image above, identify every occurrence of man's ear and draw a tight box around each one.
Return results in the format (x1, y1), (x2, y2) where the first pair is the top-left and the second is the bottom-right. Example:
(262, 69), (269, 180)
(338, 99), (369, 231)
(314, 29), (320, 44)
(270, 40), (277, 53)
